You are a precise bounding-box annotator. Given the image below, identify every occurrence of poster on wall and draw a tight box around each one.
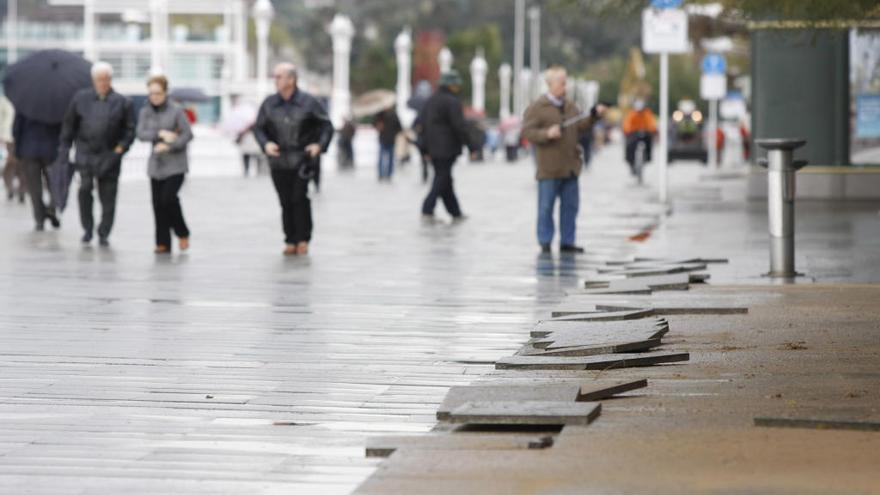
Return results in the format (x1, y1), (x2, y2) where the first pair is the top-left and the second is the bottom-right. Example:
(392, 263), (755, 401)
(851, 28), (880, 165)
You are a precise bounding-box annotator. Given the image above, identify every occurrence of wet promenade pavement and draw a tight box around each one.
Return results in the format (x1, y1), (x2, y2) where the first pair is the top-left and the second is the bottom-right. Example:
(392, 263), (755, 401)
(2, 136), (879, 494)
(0, 141), (662, 494)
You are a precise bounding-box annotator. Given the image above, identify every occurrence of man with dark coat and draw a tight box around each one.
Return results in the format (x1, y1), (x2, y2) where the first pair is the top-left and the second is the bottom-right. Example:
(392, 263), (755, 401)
(522, 65), (606, 254)
(420, 70), (471, 221)
(253, 62), (333, 256)
(373, 108), (401, 180)
(13, 114), (61, 230)
(58, 61), (136, 246)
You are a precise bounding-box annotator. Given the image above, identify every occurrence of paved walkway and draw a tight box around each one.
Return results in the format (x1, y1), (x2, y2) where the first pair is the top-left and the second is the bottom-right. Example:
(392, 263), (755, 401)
(0, 138), (662, 494)
(3, 132), (878, 494)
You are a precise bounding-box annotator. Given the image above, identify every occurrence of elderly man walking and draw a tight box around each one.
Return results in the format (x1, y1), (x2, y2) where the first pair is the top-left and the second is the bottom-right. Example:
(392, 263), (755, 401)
(59, 61), (135, 247)
(253, 63), (333, 256)
(522, 66), (605, 254)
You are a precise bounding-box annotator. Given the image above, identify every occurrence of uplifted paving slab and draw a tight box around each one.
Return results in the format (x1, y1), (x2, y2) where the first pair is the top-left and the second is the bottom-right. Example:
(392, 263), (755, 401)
(436, 380), (647, 420)
(518, 338), (662, 357)
(580, 273), (703, 294)
(495, 352), (690, 371)
(552, 293), (748, 318)
(549, 308), (655, 322)
(447, 401), (602, 426)
(365, 433), (554, 457)
(531, 318), (669, 338)
(754, 416), (880, 432)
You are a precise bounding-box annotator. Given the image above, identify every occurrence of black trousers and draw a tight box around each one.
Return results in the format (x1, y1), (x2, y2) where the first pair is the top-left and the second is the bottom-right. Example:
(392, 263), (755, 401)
(421, 157), (462, 217)
(151, 174), (189, 247)
(22, 158), (54, 225)
(271, 168), (312, 244)
(79, 172), (118, 239)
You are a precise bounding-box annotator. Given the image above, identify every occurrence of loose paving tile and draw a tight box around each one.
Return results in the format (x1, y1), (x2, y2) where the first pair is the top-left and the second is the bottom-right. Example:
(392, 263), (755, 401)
(447, 401), (602, 426)
(518, 337), (663, 357)
(549, 309), (656, 322)
(530, 318), (669, 338)
(365, 434), (554, 457)
(753, 417), (880, 432)
(552, 294), (748, 318)
(495, 352), (690, 371)
(436, 385), (582, 420)
(577, 379), (648, 400)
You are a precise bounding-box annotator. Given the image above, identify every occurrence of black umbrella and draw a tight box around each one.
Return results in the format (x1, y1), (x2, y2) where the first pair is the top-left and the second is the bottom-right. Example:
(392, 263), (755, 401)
(2, 49), (92, 124)
(169, 87), (211, 103)
(47, 159), (76, 213)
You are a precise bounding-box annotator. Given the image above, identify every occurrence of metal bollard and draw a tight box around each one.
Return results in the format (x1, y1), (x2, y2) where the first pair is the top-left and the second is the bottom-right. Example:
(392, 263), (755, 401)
(756, 138), (808, 278)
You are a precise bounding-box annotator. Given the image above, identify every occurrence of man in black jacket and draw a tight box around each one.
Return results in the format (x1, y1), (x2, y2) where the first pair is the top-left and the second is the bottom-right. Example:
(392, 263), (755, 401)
(59, 61), (135, 246)
(420, 70), (471, 221)
(253, 63), (333, 256)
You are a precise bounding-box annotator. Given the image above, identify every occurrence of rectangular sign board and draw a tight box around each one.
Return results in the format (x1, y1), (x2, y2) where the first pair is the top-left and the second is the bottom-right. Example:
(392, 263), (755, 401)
(642, 8), (689, 54)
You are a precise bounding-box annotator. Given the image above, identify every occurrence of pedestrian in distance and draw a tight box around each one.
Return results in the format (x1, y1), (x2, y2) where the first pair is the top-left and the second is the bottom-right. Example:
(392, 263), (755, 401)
(522, 65), (606, 254)
(419, 70), (472, 222)
(0, 96), (26, 203)
(337, 116), (356, 168)
(58, 61), (135, 246)
(373, 107), (401, 181)
(14, 116), (62, 232)
(136, 75), (193, 254)
(253, 62), (333, 256)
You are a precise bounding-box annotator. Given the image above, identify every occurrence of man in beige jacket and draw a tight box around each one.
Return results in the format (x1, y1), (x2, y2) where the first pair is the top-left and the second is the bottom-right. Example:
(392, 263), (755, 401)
(522, 66), (605, 254)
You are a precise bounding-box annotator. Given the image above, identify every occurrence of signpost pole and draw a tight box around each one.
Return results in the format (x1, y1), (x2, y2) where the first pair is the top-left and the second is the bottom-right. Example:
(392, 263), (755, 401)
(658, 52), (669, 204)
(708, 98), (718, 168)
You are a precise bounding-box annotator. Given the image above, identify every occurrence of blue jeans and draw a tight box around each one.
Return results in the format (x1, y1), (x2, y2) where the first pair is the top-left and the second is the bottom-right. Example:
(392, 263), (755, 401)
(378, 143), (395, 178)
(537, 177), (579, 246)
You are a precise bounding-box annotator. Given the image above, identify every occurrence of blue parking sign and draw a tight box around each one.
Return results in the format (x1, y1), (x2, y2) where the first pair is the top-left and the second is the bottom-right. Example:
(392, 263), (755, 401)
(651, 0), (683, 8)
(702, 53), (727, 75)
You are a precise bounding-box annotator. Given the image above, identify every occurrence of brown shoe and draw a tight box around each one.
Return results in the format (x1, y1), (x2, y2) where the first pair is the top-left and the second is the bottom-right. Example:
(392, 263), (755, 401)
(283, 244), (297, 256)
(154, 245), (170, 254)
(296, 242), (309, 255)
(179, 237), (189, 251)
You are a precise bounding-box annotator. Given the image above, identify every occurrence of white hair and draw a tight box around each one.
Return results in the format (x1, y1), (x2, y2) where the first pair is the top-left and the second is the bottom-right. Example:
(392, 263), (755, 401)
(91, 61), (114, 78)
(544, 66), (567, 84)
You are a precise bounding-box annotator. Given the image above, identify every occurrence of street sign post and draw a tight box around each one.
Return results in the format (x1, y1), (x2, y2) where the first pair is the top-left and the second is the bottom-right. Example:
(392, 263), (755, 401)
(642, 1), (688, 205)
(700, 53), (727, 169)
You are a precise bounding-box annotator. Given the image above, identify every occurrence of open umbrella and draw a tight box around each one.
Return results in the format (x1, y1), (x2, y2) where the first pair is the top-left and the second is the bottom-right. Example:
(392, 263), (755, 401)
(352, 89), (396, 118)
(169, 87), (211, 103)
(2, 49), (91, 124)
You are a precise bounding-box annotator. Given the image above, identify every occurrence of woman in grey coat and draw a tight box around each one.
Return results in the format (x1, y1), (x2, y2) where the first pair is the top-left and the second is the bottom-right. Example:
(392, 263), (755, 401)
(136, 75), (194, 253)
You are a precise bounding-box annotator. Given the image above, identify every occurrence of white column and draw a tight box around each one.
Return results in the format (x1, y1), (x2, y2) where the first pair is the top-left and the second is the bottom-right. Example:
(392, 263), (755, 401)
(438, 47), (453, 73)
(470, 49), (488, 113)
(658, 52), (669, 204)
(394, 28), (415, 127)
(513, 0), (525, 115)
(253, 0), (275, 102)
(83, 0), (97, 62)
(519, 68), (532, 109)
(149, 0), (169, 75)
(330, 14), (355, 129)
(498, 63), (511, 119)
(6, 0), (17, 64)
(528, 6), (540, 100)
(233, 0), (248, 84)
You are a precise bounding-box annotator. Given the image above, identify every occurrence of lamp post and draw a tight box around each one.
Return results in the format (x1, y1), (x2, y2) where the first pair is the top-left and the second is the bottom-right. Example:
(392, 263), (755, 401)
(329, 14), (355, 129)
(513, 0), (525, 114)
(528, 6), (540, 100)
(394, 27), (415, 127)
(149, 0), (169, 75)
(253, 0), (275, 102)
(6, 0), (17, 64)
(438, 47), (453, 73)
(470, 49), (488, 114)
(498, 63), (511, 119)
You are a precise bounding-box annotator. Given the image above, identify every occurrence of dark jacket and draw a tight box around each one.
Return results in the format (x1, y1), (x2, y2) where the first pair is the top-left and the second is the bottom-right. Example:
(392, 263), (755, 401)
(522, 95), (596, 180)
(421, 87), (470, 161)
(373, 109), (401, 147)
(12, 114), (61, 162)
(253, 89), (333, 170)
(58, 88), (135, 178)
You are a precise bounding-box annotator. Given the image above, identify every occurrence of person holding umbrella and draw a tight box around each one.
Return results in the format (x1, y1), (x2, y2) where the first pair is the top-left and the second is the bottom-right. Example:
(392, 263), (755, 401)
(136, 75), (193, 254)
(253, 63), (333, 256)
(58, 62), (135, 247)
(12, 109), (61, 230)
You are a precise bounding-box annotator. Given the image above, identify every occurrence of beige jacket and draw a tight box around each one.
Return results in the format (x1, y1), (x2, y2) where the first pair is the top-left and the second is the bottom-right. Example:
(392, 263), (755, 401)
(522, 95), (595, 180)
